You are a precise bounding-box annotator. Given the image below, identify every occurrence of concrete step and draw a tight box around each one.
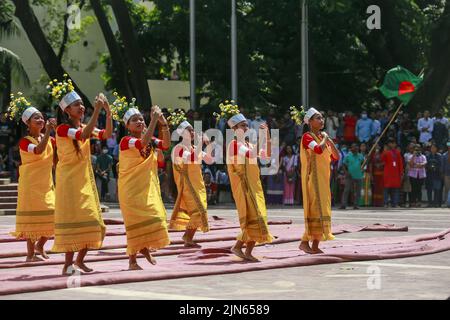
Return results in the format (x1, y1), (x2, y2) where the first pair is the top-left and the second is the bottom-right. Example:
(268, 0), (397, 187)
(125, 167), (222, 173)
(0, 178), (11, 185)
(0, 209), (16, 216)
(0, 203), (16, 209)
(0, 196), (18, 203)
(0, 191), (18, 197)
(0, 183), (18, 191)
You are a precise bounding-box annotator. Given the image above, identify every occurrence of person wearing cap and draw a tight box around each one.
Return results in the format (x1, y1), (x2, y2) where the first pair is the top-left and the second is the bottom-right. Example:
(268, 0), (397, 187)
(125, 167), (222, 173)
(116, 99), (171, 270)
(7, 93), (57, 262)
(225, 110), (273, 262)
(51, 80), (113, 275)
(169, 113), (215, 247)
(299, 107), (340, 254)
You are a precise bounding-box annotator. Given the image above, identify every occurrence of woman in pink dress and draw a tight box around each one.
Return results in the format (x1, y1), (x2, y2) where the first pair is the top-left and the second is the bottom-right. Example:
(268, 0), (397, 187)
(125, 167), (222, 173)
(282, 145), (298, 205)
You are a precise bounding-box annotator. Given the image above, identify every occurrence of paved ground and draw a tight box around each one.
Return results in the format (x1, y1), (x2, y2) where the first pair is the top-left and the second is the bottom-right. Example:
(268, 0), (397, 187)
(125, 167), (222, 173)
(1, 205), (449, 300)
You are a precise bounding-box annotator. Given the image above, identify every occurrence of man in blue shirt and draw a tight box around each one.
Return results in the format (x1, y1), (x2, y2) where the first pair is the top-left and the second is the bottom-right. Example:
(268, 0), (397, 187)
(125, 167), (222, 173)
(340, 143), (365, 209)
(355, 112), (373, 143)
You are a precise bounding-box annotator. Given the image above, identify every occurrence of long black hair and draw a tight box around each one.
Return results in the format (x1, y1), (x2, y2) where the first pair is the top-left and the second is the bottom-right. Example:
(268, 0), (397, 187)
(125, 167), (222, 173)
(57, 106), (81, 156)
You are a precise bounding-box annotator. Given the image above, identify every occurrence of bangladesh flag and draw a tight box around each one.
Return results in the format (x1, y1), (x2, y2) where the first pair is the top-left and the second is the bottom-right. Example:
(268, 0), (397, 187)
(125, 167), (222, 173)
(379, 66), (423, 105)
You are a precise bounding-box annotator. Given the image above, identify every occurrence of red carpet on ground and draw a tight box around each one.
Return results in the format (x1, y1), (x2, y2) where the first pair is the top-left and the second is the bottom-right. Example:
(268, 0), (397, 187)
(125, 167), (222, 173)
(0, 217), (448, 296)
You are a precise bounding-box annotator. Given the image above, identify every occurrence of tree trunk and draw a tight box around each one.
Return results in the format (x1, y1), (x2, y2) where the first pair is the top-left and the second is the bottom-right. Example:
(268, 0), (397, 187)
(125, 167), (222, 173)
(11, 0), (92, 109)
(109, 0), (152, 107)
(90, 0), (133, 98)
(409, 2), (450, 114)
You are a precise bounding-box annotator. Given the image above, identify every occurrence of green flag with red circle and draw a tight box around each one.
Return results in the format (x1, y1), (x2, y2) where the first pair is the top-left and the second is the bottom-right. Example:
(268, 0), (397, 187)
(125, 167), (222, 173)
(379, 66), (423, 105)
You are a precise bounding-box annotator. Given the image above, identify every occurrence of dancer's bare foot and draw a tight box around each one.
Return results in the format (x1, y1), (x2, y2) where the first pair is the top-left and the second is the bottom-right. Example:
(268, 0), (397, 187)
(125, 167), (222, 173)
(299, 241), (313, 254)
(311, 248), (324, 254)
(184, 241), (202, 248)
(62, 264), (77, 276)
(74, 261), (93, 272)
(231, 246), (246, 259)
(35, 245), (49, 259)
(140, 249), (157, 265)
(244, 254), (260, 262)
(129, 262), (143, 271)
(26, 255), (44, 262)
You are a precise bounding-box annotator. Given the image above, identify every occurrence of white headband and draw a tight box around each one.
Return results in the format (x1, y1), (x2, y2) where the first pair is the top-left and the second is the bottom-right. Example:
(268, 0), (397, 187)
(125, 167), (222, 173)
(123, 108), (141, 124)
(227, 113), (247, 128)
(21, 107), (40, 124)
(304, 107), (320, 125)
(59, 91), (81, 111)
(176, 120), (192, 135)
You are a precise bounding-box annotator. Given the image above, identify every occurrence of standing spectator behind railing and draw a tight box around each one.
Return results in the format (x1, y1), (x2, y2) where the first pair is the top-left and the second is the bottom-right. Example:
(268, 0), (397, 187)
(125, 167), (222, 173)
(371, 112), (381, 141)
(281, 146), (298, 206)
(325, 110), (339, 141)
(340, 143), (364, 210)
(381, 138), (404, 208)
(9, 144), (21, 182)
(426, 143), (443, 207)
(0, 143), (9, 173)
(418, 110), (434, 144)
(442, 142), (450, 208)
(406, 144), (427, 208)
(96, 147), (113, 202)
(336, 113), (345, 143)
(215, 165), (230, 203)
(204, 171), (218, 205)
(432, 113), (449, 152)
(355, 111), (373, 143)
(343, 111), (357, 143)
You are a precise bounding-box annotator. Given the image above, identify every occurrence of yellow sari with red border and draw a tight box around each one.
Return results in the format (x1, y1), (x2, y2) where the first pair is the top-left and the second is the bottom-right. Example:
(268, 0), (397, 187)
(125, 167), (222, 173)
(12, 136), (55, 241)
(169, 146), (209, 232)
(300, 132), (335, 241)
(227, 142), (273, 244)
(52, 126), (105, 253)
(118, 140), (170, 256)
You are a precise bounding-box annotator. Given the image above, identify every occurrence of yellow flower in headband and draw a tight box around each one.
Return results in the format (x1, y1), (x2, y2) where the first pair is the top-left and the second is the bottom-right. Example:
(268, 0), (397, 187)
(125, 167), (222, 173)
(167, 109), (187, 127)
(214, 101), (241, 122)
(290, 105), (306, 125)
(111, 92), (139, 122)
(6, 93), (33, 122)
(47, 73), (75, 100)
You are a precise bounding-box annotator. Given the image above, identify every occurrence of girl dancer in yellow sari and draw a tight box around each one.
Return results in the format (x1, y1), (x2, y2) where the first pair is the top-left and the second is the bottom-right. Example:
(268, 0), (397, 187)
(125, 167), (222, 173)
(7, 93), (56, 262)
(50, 76), (112, 275)
(168, 111), (215, 247)
(298, 107), (340, 254)
(221, 103), (273, 262)
(113, 95), (171, 270)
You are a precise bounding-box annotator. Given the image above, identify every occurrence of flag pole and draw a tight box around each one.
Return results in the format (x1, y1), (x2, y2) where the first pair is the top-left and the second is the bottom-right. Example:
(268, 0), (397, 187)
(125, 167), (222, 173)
(361, 68), (425, 170)
(360, 102), (404, 170)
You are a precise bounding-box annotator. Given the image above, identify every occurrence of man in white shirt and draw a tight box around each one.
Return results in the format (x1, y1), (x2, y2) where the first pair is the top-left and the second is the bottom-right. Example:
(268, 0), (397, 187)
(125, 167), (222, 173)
(418, 110), (434, 144)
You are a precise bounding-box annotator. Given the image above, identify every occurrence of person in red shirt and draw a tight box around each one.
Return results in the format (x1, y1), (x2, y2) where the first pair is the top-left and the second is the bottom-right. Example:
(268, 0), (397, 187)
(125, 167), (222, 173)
(343, 111), (357, 143)
(381, 137), (404, 207)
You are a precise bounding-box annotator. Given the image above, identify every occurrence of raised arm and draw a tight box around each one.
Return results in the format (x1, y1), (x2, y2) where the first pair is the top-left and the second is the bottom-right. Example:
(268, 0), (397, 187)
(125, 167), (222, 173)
(142, 106), (160, 147)
(35, 118), (56, 154)
(80, 95), (103, 140)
